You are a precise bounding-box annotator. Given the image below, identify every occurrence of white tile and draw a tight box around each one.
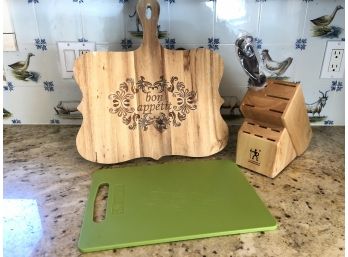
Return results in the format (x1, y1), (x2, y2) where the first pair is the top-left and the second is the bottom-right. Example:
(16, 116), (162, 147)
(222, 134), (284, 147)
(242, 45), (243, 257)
(168, 0), (214, 44)
(4, 44), (81, 89)
(305, 0), (345, 41)
(34, 0), (82, 44)
(3, 77), (82, 125)
(214, 0), (260, 44)
(125, 0), (169, 45)
(292, 42), (328, 90)
(305, 86), (338, 126)
(217, 45), (254, 93)
(80, 0), (125, 43)
(8, 1), (38, 44)
(329, 86), (344, 125)
(4, 86), (56, 124)
(259, 0), (306, 45)
(260, 44), (296, 80)
(3, 50), (39, 86)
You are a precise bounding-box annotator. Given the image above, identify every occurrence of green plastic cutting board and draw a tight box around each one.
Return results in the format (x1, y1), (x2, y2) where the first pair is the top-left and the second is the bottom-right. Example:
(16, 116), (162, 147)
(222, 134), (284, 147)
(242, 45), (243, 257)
(78, 160), (276, 252)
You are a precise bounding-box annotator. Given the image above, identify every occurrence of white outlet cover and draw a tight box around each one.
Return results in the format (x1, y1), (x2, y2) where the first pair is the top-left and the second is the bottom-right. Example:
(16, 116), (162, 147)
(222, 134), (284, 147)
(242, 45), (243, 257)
(3, 33), (18, 52)
(57, 42), (96, 79)
(320, 41), (345, 79)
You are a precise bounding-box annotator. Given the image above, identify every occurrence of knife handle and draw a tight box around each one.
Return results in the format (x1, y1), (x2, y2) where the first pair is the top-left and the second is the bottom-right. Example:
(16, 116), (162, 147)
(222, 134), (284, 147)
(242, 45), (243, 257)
(136, 0), (160, 48)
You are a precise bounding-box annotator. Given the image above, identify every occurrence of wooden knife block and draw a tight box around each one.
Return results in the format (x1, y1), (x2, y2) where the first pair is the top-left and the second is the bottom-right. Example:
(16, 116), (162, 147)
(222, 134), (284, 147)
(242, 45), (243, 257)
(236, 80), (312, 178)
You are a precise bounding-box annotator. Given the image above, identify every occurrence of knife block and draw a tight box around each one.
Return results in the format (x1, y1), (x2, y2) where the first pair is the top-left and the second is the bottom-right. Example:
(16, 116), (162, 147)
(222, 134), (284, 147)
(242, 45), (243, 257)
(236, 80), (312, 178)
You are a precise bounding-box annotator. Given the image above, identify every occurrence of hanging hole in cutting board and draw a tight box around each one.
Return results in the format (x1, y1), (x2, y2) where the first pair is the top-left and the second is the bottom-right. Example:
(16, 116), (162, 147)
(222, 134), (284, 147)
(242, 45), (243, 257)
(93, 183), (109, 223)
(146, 4), (152, 20)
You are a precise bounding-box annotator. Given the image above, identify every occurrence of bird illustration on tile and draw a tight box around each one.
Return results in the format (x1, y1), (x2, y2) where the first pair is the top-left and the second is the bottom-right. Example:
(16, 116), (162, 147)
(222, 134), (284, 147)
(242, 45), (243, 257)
(261, 49), (293, 78)
(8, 53), (34, 72)
(310, 5), (344, 38)
(8, 53), (40, 82)
(3, 108), (12, 119)
(310, 5), (343, 27)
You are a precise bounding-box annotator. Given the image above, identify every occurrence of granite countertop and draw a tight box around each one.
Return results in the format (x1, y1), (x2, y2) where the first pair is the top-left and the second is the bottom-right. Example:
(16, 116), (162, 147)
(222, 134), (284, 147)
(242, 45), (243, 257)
(3, 125), (344, 257)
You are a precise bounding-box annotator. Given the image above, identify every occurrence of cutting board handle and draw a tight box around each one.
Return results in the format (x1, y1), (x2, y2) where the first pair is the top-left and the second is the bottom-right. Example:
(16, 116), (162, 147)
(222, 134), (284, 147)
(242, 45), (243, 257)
(137, 0), (160, 48)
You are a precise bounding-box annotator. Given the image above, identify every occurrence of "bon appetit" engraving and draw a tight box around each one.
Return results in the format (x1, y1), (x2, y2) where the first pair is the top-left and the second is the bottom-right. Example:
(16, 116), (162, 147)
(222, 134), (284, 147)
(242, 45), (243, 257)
(108, 76), (198, 133)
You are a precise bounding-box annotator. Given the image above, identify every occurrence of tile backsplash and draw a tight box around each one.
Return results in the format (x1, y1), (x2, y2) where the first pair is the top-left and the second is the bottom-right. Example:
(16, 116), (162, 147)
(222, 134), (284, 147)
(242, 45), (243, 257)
(3, 0), (345, 125)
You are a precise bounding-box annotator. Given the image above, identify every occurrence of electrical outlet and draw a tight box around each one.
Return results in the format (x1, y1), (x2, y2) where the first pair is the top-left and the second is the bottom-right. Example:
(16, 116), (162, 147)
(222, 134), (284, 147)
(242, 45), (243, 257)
(79, 50), (90, 55)
(328, 49), (344, 72)
(58, 42), (96, 78)
(321, 41), (345, 79)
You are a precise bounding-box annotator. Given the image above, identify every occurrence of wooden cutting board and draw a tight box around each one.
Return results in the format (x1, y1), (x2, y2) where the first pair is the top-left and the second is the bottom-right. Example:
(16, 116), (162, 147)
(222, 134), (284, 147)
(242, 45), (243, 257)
(74, 0), (228, 164)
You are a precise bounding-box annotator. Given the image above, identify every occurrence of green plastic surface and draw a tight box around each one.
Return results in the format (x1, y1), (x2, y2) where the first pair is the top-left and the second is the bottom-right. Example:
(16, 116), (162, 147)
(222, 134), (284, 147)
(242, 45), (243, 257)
(78, 160), (277, 253)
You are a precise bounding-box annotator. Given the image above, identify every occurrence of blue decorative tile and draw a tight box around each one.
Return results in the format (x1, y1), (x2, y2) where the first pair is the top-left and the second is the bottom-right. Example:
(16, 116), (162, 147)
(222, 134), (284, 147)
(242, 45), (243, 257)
(4, 82), (14, 92)
(295, 38), (307, 50)
(43, 81), (54, 92)
(73, 0), (84, 3)
(324, 120), (334, 126)
(331, 81), (343, 92)
(50, 119), (60, 124)
(11, 119), (22, 124)
(303, 0), (313, 2)
(208, 37), (220, 51)
(255, 38), (263, 49)
(165, 38), (176, 49)
(78, 37), (88, 42)
(121, 38), (133, 50)
(34, 38), (47, 51)
(119, 0), (128, 3)
(164, 0), (175, 3)
(28, 0), (39, 3)
(256, 0), (266, 2)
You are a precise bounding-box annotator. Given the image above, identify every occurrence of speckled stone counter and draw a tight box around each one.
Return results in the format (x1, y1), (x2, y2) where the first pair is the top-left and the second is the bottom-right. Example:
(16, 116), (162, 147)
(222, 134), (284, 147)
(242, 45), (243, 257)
(3, 125), (344, 257)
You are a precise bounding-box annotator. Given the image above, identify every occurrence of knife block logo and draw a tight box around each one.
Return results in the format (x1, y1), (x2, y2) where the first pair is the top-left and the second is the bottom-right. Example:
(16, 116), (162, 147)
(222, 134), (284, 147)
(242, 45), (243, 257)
(248, 148), (261, 166)
(108, 76), (198, 133)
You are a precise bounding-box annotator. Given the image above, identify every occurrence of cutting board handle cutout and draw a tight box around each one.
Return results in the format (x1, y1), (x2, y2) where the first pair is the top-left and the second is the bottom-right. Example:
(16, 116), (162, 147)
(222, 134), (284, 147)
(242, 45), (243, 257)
(137, 0), (160, 48)
(93, 183), (109, 223)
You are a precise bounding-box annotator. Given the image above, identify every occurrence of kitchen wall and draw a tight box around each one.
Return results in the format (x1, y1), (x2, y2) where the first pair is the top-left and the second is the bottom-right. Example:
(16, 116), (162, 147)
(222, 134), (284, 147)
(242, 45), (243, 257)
(3, 0), (345, 125)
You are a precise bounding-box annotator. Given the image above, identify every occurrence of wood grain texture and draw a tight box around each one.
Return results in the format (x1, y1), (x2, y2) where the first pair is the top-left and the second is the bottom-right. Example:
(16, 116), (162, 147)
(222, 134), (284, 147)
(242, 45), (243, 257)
(236, 80), (311, 178)
(236, 122), (297, 178)
(282, 85), (312, 155)
(74, 0), (228, 164)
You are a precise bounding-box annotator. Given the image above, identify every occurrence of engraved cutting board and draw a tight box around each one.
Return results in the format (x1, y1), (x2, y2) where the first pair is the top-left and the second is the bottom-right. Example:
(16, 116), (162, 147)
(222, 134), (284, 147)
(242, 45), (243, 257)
(74, 0), (228, 164)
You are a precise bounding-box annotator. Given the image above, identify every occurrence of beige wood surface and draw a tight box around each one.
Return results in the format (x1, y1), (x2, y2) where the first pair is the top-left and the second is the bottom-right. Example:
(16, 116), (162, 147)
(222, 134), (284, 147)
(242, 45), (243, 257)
(282, 85), (312, 155)
(74, 0), (228, 164)
(237, 80), (311, 178)
(236, 121), (297, 178)
(240, 80), (312, 153)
